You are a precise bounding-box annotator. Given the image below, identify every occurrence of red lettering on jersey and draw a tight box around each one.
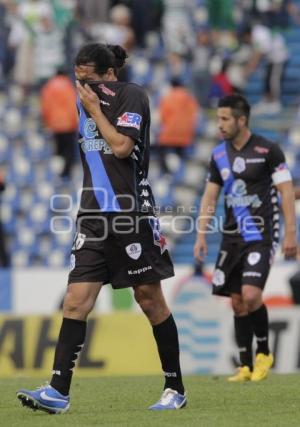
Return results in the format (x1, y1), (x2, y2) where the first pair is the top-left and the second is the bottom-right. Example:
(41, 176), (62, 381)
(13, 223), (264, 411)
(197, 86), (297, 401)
(98, 84), (116, 97)
(254, 145), (269, 154)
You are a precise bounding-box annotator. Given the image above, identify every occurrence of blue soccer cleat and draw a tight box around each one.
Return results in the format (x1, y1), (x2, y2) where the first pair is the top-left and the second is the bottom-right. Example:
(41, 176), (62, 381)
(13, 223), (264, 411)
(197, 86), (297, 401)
(149, 388), (187, 410)
(17, 384), (70, 414)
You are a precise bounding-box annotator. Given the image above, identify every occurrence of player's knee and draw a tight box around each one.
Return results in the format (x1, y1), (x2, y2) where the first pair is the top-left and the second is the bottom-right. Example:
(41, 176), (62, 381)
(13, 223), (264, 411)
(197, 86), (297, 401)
(231, 299), (247, 316)
(63, 291), (94, 318)
(242, 291), (261, 312)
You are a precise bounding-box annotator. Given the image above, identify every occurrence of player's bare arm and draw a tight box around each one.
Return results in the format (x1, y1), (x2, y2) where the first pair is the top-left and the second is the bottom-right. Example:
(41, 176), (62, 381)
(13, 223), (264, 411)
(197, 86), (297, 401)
(76, 81), (134, 158)
(276, 180), (297, 259)
(194, 182), (221, 262)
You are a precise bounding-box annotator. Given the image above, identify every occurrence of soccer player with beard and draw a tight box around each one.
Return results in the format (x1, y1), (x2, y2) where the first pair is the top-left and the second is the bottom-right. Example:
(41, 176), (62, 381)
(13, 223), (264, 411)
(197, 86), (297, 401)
(17, 43), (186, 413)
(194, 94), (297, 382)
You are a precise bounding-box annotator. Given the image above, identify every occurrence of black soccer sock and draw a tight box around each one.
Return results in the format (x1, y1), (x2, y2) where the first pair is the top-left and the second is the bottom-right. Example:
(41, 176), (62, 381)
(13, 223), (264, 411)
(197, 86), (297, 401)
(249, 304), (270, 355)
(152, 314), (184, 395)
(234, 315), (254, 370)
(50, 317), (86, 396)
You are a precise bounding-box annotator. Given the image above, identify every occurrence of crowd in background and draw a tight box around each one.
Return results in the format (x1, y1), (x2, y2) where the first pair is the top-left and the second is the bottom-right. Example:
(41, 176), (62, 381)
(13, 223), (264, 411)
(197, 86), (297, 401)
(1, 0), (300, 107)
(0, 0), (300, 269)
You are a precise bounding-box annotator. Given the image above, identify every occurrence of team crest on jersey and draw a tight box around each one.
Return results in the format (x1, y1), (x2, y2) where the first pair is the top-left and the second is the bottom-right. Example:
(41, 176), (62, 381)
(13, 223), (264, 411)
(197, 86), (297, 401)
(149, 217), (167, 254)
(125, 243), (142, 260)
(233, 157), (246, 174)
(72, 233), (86, 250)
(247, 252), (261, 266)
(221, 168), (230, 181)
(117, 112), (142, 130)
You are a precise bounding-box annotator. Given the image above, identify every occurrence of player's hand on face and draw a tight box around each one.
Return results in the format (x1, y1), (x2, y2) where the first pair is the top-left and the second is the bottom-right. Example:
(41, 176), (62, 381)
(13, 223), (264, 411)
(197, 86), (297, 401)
(76, 81), (101, 116)
(282, 233), (298, 259)
(194, 237), (208, 262)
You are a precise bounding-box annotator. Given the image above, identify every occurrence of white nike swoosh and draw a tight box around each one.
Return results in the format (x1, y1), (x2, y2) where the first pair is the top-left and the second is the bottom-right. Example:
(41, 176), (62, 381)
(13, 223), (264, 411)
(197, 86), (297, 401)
(40, 391), (67, 403)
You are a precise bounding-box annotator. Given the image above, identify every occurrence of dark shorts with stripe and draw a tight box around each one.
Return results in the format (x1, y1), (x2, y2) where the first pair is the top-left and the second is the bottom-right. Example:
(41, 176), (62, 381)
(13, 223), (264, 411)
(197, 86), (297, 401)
(212, 240), (276, 297)
(68, 213), (174, 289)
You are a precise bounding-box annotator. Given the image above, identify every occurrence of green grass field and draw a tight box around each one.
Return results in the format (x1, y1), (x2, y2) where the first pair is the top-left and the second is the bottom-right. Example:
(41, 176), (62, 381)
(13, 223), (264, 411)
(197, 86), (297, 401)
(2, 375), (300, 427)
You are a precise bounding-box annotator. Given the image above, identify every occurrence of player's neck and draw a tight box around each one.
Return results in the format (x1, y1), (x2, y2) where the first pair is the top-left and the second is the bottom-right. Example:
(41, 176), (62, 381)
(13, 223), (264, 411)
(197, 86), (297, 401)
(231, 129), (251, 151)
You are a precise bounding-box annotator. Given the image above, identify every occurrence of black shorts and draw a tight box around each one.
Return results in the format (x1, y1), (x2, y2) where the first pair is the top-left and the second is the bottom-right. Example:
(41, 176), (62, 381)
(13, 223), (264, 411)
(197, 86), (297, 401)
(212, 240), (276, 297)
(68, 213), (174, 289)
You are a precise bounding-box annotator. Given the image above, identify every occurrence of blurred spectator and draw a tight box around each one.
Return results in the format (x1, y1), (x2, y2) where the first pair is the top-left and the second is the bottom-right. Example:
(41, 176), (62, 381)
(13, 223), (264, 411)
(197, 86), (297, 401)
(0, 171), (9, 267)
(191, 28), (213, 107)
(90, 4), (135, 51)
(162, 0), (195, 58)
(156, 78), (200, 174)
(41, 68), (78, 179)
(251, 0), (300, 29)
(90, 3), (135, 82)
(34, 12), (65, 87)
(207, 0), (234, 30)
(209, 60), (234, 107)
(167, 52), (192, 86)
(243, 22), (289, 114)
(8, 0), (53, 94)
(77, 0), (110, 23)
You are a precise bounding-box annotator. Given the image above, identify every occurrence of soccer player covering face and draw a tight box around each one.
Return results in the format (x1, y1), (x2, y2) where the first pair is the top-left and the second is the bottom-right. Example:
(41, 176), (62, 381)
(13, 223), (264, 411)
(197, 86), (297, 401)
(17, 43), (186, 413)
(194, 95), (297, 382)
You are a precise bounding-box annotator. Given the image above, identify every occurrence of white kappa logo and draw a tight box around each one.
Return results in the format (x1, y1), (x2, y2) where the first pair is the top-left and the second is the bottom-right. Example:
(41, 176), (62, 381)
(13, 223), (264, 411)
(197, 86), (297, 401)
(233, 157), (246, 174)
(125, 243), (142, 260)
(247, 252), (261, 266)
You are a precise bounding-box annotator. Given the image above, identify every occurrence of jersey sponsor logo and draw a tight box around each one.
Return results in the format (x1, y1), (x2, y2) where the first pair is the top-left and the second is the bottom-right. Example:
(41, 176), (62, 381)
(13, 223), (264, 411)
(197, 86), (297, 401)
(128, 265), (152, 275)
(117, 112), (142, 130)
(69, 254), (76, 272)
(72, 232), (86, 250)
(220, 168), (230, 181)
(247, 252), (261, 266)
(246, 158), (266, 163)
(149, 217), (168, 254)
(125, 243), (142, 260)
(100, 100), (110, 106)
(254, 145), (269, 154)
(212, 269), (225, 286)
(232, 157), (246, 174)
(98, 83), (116, 97)
(81, 138), (113, 154)
(243, 271), (262, 277)
(214, 150), (225, 160)
(226, 179), (262, 208)
(84, 118), (99, 139)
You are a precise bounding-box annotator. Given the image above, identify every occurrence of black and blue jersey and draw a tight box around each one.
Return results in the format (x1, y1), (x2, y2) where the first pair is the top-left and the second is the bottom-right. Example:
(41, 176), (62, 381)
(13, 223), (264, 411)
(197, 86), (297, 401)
(77, 81), (155, 214)
(208, 134), (291, 244)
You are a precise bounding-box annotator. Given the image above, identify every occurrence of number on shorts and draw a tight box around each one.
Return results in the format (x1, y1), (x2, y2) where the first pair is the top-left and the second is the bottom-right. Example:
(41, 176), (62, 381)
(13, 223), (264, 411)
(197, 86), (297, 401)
(218, 250), (228, 267)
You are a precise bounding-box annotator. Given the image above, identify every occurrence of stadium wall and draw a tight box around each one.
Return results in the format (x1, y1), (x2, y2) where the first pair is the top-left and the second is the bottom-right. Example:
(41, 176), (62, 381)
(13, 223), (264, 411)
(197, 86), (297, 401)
(0, 263), (299, 376)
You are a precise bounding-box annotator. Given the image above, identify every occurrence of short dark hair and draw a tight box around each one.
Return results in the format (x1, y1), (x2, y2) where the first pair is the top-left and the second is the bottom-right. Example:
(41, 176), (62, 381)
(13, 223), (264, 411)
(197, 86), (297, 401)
(218, 95), (251, 123)
(75, 43), (128, 76)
